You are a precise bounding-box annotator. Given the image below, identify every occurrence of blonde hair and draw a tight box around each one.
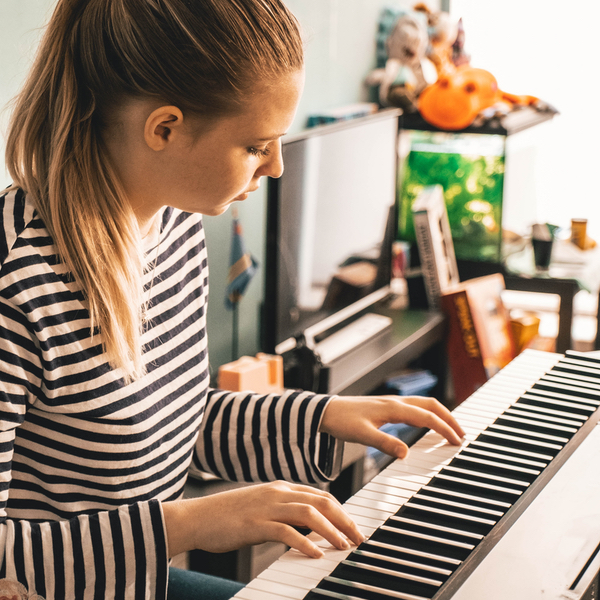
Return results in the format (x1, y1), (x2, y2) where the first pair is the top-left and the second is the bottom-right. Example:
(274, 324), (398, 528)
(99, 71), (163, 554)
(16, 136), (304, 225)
(5, 0), (303, 379)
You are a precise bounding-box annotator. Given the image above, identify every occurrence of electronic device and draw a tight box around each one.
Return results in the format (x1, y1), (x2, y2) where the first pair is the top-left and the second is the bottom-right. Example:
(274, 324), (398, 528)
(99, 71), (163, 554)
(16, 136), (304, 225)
(234, 349), (600, 600)
(262, 109), (401, 389)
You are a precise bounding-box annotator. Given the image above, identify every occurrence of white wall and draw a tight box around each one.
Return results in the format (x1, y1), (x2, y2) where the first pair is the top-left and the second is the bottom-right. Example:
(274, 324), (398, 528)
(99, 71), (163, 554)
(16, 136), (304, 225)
(451, 0), (600, 240)
(0, 1), (56, 187)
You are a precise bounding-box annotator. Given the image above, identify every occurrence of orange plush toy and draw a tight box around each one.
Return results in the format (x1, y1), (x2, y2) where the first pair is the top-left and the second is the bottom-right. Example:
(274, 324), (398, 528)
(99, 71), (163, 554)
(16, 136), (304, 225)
(418, 65), (547, 130)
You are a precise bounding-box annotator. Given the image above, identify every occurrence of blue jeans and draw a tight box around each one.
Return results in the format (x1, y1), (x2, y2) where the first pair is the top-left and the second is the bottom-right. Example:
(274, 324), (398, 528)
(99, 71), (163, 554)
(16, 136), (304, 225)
(167, 567), (245, 600)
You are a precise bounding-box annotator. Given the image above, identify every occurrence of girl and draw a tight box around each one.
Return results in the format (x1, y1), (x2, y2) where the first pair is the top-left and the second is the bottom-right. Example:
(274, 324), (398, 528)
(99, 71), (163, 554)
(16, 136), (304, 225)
(0, 1), (464, 598)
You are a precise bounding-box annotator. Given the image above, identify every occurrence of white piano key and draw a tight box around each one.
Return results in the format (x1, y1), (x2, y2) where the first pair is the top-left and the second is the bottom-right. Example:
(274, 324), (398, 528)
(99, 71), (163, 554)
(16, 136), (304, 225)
(372, 471), (430, 489)
(352, 488), (407, 509)
(269, 558), (335, 581)
(235, 587), (289, 600)
(257, 567), (323, 592)
(244, 577), (308, 599)
(350, 516), (380, 534)
(384, 461), (441, 479)
(363, 482), (415, 500)
(302, 590), (365, 600)
(280, 546), (353, 569)
(344, 502), (393, 522)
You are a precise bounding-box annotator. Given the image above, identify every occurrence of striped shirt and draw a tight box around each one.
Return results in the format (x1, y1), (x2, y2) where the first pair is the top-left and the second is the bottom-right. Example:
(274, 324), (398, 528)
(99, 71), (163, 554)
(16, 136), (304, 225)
(0, 188), (341, 600)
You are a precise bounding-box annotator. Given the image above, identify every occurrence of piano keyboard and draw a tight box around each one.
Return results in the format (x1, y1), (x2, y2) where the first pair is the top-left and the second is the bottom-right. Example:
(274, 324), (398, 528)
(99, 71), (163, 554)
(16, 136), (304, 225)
(234, 350), (600, 600)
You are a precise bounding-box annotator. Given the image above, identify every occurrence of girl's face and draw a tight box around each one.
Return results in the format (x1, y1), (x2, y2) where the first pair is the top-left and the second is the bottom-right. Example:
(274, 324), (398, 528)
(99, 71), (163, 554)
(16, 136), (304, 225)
(148, 70), (304, 219)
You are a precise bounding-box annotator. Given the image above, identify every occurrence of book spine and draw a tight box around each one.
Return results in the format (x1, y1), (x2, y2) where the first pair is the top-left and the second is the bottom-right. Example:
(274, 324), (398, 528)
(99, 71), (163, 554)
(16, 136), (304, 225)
(441, 289), (488, 405)
(413, 209), (441, 309)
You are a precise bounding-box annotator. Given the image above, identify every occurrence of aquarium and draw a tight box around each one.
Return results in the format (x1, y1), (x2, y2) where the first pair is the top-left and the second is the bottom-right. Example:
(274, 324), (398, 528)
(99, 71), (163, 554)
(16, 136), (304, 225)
(397, 130), (506, 262)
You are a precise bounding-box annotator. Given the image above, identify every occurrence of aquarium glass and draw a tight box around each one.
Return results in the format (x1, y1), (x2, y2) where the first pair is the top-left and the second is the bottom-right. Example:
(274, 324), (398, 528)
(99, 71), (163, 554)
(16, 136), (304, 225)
(398, 130), (506, 262)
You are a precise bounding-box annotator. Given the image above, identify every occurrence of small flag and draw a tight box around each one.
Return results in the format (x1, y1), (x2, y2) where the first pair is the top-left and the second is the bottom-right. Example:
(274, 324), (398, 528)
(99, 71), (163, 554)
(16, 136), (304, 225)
(225, 211), (258, 310)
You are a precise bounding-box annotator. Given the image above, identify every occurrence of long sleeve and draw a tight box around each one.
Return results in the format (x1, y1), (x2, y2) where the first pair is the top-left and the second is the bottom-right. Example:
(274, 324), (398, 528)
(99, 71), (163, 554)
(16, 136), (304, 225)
(0, 304), (170, 600)
(0, 190), (212, 599)
(192, 388), (344, 484)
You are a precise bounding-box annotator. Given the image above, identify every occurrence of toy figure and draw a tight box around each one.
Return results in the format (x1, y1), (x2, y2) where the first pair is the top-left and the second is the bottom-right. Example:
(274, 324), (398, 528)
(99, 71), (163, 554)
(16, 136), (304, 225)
(414, 3), (458, 76)
(418, 65), (556, 130)
(366, 11), (437, 112)
(452, 18), (471, 67)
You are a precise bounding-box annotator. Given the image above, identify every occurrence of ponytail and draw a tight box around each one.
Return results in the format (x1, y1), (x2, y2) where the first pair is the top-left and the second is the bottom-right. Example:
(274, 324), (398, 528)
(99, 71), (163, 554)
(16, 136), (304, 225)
(5, 0), (303, 379)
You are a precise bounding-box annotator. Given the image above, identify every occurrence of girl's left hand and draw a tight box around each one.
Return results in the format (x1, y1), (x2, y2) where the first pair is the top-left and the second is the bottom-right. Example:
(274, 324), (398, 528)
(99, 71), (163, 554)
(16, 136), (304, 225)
(319, 395), (465, 459)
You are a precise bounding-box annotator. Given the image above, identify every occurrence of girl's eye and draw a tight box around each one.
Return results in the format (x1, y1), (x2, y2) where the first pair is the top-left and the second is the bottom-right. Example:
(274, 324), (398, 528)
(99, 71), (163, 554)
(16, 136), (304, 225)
(248, 146), (271, 157)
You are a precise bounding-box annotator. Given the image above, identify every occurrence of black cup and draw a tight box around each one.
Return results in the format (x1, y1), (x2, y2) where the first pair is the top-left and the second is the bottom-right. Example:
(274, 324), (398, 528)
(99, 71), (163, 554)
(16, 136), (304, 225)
(532, 238), (553, 270)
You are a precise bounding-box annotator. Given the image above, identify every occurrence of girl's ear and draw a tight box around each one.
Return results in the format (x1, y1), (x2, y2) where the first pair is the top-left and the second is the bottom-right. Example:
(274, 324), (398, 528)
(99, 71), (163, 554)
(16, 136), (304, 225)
(144, 106), (184, 151)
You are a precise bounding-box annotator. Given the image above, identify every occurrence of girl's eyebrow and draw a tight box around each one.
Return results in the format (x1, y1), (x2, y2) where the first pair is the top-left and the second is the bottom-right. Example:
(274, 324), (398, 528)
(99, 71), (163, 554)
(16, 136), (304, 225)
(256, 132), (287, 142)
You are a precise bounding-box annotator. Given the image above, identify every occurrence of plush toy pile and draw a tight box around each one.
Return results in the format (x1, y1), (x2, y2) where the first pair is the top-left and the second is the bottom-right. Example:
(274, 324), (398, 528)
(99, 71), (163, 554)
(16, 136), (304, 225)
(367, 3), (557, 130)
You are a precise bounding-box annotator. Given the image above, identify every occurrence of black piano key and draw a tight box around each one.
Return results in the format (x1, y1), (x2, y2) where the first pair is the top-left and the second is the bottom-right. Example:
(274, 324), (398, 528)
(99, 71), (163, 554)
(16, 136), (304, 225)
(493, 414), (577, 438)
(447, 455), (539, 483)
(316, 575), (432, 600)
(505, 405), (584, 428)
(467, 438), (553, 463)
(409, 493), (505, 520)
(399, 504), (496, 537)
(385, 515), (483, 544)
(361, 539), (462, 569)
(541, 372), (600, 392)
(551, 364), (600, 380)
(351, 548), (453, 580)
(519, 393), (596, 416)
(484, 423), (569, 445)
(459, 445), (547, 470)
(305, 588), (415, 600)
(419, 483), (511, 510)
(299, 353), (600, 600)
(428, 473), (521, 504)
(440, 464), (531, 489)
(372, 526), (473, 562)
(529, 385), (600, 407)
(475, 431), (562, 457)
(533, 381), (600, 403)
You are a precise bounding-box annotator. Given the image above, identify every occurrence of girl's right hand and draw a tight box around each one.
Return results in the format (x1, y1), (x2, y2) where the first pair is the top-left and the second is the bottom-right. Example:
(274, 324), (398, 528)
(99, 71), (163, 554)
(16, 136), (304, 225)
(162, 481), (366, 559)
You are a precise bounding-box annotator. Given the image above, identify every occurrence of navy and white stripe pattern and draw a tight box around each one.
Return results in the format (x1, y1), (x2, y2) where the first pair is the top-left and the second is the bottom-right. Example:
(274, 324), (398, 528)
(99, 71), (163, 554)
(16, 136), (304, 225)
(0, 189), (341, 599)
